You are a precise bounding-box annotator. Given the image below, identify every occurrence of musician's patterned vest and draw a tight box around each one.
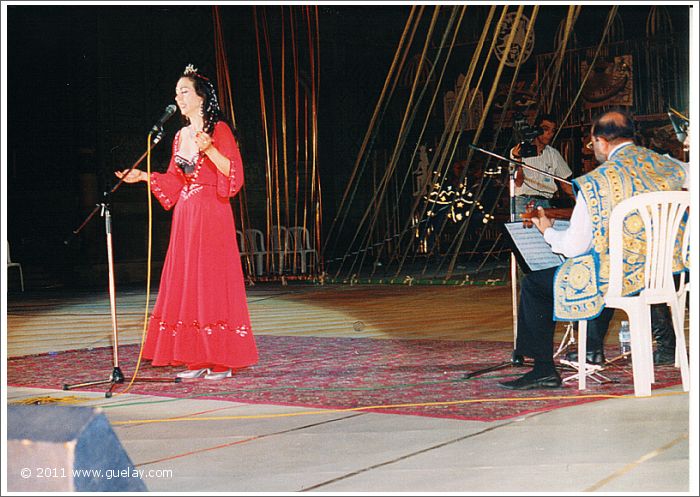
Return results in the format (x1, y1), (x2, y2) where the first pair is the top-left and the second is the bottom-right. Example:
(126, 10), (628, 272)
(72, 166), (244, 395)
(553, 143), (687, 321)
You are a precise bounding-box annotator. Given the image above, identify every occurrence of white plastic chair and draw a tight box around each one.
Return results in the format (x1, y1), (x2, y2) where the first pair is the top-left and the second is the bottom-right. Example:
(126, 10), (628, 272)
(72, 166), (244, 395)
(237, 230), (253, 275)
(575, 191), (690, 397)
(288, 226), (318, 274)
(7, 241), (25, 292)
(244, 228), (266, 276)
(270, 225), (290, 274)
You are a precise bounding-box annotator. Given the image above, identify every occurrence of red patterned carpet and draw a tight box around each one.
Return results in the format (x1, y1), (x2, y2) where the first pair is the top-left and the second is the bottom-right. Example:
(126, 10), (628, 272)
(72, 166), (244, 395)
(7, 336), (682, 421)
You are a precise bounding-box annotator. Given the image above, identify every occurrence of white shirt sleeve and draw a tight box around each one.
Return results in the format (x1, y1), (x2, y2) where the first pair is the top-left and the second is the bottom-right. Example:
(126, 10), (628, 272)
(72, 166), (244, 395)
(543, 191), (593, 258)
(550, 147), (573, 179)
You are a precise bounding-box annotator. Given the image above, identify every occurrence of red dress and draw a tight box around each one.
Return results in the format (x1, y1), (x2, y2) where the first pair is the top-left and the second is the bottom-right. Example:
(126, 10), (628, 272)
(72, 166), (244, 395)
(142, 121), (258, 369)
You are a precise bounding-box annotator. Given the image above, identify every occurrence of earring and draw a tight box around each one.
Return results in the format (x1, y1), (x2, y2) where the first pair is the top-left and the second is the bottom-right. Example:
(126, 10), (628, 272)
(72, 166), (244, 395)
(199, 103), (204, 117)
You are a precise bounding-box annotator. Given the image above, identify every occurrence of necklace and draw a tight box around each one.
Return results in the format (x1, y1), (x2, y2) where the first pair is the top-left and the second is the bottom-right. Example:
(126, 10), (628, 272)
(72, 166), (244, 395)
(188, 125), (202, 138)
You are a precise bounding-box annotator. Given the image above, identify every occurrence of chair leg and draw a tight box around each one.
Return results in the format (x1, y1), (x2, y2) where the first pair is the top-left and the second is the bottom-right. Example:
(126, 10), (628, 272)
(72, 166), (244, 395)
(255, 254), (263, 276)
(578, 320), (587, 390)
(669, 300), (690, 392)
(628, 309), (653, 397)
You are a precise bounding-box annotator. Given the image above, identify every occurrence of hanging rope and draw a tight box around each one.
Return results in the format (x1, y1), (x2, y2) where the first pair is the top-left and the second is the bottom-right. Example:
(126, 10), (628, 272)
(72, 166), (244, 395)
(251, 6), (322, 279)
(212, 6), (255, 279)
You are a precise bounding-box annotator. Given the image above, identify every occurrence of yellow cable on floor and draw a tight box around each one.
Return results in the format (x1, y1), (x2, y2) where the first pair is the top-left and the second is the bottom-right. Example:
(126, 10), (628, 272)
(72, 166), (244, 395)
(110, 390), (688, 425)
(10, 395), (93, 406)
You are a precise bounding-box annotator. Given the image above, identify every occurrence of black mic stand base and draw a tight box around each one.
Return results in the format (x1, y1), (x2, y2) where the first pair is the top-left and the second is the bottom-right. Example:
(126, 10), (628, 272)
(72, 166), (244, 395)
(63, 366), (182, 398)
(63, 196), (180, 399)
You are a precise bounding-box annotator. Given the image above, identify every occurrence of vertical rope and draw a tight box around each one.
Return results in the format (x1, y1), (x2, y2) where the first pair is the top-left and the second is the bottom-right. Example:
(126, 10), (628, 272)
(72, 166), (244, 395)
(253, 7), (275, 273)
(212, 6), (255, 279)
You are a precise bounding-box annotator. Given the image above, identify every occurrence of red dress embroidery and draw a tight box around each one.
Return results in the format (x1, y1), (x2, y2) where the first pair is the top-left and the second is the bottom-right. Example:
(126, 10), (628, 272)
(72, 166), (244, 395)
(143, 121), (258, 369)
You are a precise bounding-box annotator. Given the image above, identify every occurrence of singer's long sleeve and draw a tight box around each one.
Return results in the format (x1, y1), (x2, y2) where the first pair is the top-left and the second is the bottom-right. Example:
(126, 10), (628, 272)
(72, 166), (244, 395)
(150, 133), (187, 210)
(211, 122), (244, 198)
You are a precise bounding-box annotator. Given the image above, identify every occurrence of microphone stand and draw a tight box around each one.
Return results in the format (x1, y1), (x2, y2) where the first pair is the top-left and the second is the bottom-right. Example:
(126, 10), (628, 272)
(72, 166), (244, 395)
(63, 127), (180, 397)
(463, 143), (572, 379)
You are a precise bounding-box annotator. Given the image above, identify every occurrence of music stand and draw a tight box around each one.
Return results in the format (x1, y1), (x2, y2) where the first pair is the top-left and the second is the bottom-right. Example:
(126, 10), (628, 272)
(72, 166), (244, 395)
(63, 128), (180, 397)
(462, 143), (572, 379)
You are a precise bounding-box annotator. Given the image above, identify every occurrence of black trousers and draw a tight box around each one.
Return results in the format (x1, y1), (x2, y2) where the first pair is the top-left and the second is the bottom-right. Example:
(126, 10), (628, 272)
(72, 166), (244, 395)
(513, 267), (558, 362)
(513, 267), (614, 361)
(514, 268), (677, 361)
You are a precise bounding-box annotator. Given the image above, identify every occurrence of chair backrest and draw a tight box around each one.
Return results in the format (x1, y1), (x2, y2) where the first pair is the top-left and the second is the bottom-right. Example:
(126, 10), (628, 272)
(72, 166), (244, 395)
(607, 190), (690, 297)
(271, 225), (289, 251)
(236, 230), (246, 252)
(7, 241), (16, 265)
(288, 226), (313, 250)
(245, 229), (266, 253)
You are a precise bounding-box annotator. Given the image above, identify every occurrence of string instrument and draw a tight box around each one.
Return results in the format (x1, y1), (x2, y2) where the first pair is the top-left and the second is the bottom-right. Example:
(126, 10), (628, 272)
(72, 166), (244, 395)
(520, 200), (572, 228)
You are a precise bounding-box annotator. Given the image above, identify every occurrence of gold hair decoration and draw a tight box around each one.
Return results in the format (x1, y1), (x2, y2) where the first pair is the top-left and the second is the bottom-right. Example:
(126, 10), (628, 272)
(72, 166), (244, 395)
(184, 64), (198, 76)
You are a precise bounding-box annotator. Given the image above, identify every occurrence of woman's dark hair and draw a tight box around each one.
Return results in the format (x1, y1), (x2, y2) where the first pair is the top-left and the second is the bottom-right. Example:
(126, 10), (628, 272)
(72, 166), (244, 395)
(180, 64), (223, 135)
(180, 64), (242, 149)
(591, 110), (636, 142)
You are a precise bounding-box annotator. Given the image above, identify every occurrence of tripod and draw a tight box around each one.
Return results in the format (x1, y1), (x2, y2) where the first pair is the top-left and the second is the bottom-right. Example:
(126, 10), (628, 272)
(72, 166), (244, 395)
(63, 129), (180, 397)
(462, 143), (572, 379)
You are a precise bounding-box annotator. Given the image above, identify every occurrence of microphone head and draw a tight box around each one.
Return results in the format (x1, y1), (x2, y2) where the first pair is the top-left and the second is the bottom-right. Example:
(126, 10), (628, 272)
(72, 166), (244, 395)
(668, 110), (688, 143)
(165, 104), (177, 116)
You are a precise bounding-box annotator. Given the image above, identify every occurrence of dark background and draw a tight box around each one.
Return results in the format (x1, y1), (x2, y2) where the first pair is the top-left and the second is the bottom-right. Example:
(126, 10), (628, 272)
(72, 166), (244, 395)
(5, 5), (691, 289)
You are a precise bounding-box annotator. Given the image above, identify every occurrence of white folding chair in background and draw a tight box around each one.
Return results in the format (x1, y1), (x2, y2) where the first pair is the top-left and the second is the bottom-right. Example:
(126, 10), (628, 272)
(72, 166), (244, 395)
(237, 230), (253, 276)
(270, 225), (290, 274)
(288, 226), (318, 274)
(244, 228), (266, 276)
(7, 241), (25, 292)
(574, 191), (690, 397)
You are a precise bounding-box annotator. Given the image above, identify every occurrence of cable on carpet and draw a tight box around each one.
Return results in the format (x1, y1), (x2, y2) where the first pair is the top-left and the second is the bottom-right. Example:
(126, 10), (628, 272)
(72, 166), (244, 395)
(108, 390), (688, 425)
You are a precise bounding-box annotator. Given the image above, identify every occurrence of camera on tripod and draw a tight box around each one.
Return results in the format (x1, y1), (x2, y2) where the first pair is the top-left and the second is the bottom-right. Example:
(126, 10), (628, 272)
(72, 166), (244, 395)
(512, 112), (544, 159)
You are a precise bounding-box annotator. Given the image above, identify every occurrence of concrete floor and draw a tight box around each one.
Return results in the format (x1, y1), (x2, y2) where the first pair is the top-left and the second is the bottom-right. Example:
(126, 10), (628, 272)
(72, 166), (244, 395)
(6, 383), (694, 493)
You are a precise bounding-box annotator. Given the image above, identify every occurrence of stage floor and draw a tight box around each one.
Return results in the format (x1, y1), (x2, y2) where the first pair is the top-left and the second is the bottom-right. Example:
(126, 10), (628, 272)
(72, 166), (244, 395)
(7, 282), (523, 357)
(5, 283), (694, 492)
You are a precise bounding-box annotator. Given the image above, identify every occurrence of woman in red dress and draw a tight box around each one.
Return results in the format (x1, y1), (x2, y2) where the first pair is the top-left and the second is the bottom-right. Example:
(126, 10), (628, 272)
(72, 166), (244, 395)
(116, 64), (258, 379)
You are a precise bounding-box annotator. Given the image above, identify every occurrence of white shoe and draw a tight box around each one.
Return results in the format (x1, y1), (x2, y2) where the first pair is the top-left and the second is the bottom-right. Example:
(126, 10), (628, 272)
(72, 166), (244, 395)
(176, 368), (210, 379)
(204, 369), (232, 380)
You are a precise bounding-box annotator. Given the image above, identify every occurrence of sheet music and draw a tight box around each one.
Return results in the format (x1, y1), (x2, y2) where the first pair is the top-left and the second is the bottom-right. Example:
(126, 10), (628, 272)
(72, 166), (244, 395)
(503, 220), (570, 272)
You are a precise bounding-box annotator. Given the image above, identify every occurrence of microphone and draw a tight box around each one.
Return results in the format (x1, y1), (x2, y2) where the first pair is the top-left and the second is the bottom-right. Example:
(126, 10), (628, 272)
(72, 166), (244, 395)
(151, 104), (177, 133)
(668, 108), (688, 143)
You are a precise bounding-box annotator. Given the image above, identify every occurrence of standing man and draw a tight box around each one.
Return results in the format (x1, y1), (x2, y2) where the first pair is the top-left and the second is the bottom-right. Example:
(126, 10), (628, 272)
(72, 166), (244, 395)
(510, 114), (574, 217)
(499, 110), (687, 390)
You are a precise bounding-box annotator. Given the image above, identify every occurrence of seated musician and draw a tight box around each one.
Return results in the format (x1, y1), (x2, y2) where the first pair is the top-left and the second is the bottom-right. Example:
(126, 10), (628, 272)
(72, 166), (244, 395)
(510, 113), (574, 217)
(500, 110), (688, 390)
(564, 120), (693, 367)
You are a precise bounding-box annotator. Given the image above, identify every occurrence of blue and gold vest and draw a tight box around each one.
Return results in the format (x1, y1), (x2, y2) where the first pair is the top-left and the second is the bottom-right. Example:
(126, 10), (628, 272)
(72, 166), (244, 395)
(553, 144), (687, 321)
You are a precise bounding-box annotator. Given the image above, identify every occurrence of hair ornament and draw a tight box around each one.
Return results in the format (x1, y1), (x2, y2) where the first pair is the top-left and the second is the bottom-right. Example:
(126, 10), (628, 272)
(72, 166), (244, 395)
(184, 63), (209, 81)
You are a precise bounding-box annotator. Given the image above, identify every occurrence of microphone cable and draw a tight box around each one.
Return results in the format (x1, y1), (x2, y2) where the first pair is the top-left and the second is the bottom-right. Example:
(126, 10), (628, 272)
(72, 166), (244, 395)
(117, 132), (156, 395)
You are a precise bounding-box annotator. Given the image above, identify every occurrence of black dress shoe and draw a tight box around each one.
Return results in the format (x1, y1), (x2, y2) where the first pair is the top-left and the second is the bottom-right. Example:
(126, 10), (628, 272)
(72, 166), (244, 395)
(564, 349), (605, 365)
(653, 348), (676, 365)
(499, 372), (562, 390)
